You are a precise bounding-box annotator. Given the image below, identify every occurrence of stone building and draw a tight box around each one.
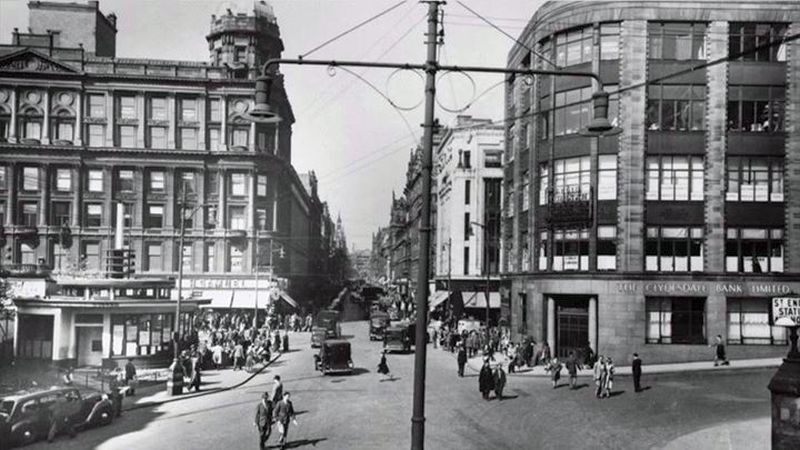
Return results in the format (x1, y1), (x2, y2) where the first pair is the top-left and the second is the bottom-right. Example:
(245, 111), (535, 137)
(431, 115), (505, 323)
(0, 0), (332, 364)
(503, 1), (800, 364)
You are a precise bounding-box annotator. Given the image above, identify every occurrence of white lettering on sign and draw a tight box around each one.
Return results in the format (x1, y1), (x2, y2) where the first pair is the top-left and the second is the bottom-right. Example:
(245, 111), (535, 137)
(751, 284), (791, 295)
(644, 283), (708, 294)
(772, 296), (800, 327)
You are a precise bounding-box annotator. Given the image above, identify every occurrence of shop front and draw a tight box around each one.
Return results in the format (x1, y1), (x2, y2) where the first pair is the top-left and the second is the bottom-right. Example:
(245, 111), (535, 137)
(181, 275), (297, 310)
(511, 275), (800, 364)
(12, 278), (208, 369)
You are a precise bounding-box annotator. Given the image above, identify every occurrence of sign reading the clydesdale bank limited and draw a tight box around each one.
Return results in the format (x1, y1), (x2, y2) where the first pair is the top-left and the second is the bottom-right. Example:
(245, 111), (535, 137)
(771, 296), (800, 327)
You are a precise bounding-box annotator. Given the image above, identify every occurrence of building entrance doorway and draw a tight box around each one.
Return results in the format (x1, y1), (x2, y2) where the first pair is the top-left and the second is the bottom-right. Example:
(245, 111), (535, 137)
(17, 314), (54, 359)
(556, 297), (589, 359)
(76, 326), (104, 366)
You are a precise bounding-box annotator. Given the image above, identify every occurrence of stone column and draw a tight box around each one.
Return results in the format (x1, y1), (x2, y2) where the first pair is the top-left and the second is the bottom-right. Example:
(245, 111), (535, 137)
(785, 23), (800, 271)
(249, 121), (256, 152)
(589, 296), (598, 354)
(71, 163), (81, 228)
(704, 21), (729, 273)
(6, 163), (15, 225)
(74, 91), (82, 146)
(547, 296), (556, 356)
(198, 95), (207, 150)
(137, 92), (145, 148)
(617, 20), (648, 272)
(42, 90), (50, 144)
(39, 164), (49, 226)
(167, 95), (176, 149)
(9, 89), (17, 143)
(220, 96), (228, 150)
(217, 169), (227, 229)
(248, 171), (256, 232)
(106, 90), (114, 144)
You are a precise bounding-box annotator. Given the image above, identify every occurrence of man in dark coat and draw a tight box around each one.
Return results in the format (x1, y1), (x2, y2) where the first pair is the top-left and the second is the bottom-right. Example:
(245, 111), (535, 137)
(124, 359), (137, 395)
(282, 333), (289, 352)
(254, 392), (274, 449)
(632, 353), (643, 393)
(478, 359), (495, 400)
(274, 391), (297, 449)
(456, 344), (467, 377)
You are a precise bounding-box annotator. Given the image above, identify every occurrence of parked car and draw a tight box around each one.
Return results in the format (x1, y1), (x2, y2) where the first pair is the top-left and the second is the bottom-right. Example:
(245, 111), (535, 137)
(0, 386), (114, 447)
(311, 326), (328, 348)
(313, 340), (354, 375)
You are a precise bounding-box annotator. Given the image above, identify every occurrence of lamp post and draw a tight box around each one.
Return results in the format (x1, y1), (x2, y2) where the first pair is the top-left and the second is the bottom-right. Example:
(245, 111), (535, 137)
(168, 187), (205, 396)
(245, 3), (618, 447)
(470, 222), (491, 326)
(253, 235), (285, 330)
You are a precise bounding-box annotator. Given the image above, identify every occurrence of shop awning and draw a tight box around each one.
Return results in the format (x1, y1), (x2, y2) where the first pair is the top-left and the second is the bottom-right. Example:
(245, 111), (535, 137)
(201, 288), (297, 309)
(462, 291), (501, 309)
(428, 291), (451, 311)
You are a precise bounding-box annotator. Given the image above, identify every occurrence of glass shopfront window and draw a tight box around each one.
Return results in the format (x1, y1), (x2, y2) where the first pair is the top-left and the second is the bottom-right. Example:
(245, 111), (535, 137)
(727, 298), (787, 345)
(111, 314), (173, 357)
(646, 297), (706, 344)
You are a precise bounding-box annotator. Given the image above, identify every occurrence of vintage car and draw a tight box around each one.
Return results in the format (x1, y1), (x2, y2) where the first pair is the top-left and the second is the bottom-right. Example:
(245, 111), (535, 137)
(383, 325), (412, 353)
(369, 311), (390, 341)
(316, 309), (341, 339)
(313, 340), (354, 375)
(311, 326), (328, 348)
(0, 386), (114, 447)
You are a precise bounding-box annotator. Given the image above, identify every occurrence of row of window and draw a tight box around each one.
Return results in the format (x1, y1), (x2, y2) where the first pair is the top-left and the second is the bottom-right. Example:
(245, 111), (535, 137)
(0, 166), (269, 198)
(525, 155), (784, 206)
(20, 239), (273, 275)
(538, 21), (787, 68)
(87, 95), (224, 122)
(2, 200), (272, 231)
(647, 297), (786, 346)
(532, 225), (783, 274)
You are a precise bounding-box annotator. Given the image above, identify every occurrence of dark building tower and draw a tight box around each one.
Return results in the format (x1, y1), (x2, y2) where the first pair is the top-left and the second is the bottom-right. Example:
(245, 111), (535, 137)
(206, 1), (284, 73)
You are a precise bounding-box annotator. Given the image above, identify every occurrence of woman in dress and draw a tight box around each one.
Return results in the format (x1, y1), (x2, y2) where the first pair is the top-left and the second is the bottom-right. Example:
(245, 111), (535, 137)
(377, 350), (393, 381)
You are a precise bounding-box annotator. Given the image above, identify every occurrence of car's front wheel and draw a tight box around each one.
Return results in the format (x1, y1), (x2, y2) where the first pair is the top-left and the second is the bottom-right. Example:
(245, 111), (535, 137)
(15, 425), (37, 447)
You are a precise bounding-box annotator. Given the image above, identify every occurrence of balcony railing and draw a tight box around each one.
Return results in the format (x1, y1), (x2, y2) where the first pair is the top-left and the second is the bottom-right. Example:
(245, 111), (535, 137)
(2, 263), (51, 276)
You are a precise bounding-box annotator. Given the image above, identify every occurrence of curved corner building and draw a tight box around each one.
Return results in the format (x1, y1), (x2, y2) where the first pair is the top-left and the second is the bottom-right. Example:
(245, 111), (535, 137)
(503, 1), (800, 364)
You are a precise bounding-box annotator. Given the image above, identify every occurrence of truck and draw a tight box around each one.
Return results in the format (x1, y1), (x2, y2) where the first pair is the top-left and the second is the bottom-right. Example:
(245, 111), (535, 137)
(369, 311), (390, 341)
(383, 320), (416, 353)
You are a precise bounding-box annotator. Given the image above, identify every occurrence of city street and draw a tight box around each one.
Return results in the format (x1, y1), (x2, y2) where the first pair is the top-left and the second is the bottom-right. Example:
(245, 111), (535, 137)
(31, 321), (772, 450)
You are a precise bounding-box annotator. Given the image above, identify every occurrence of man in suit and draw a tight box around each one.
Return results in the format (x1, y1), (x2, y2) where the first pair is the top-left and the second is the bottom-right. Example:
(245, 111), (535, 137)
(274, 391), (297, 449)
(456, 343), (467, 377)
(254, 392), (273, 449)
(632, 353), (643, 393)
(124, 359), (137, 395)
(271, 375), (283, 404)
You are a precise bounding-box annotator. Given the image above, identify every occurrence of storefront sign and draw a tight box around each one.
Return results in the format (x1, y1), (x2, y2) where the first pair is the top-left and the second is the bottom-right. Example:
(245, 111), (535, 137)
(772, 296), (800, 327)
(181, 277), (286, 290)
(617, 281), (794, 296)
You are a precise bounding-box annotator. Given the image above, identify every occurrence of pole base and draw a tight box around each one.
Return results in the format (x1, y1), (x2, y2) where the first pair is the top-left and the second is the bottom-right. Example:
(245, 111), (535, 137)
(166, 380), (184, 396)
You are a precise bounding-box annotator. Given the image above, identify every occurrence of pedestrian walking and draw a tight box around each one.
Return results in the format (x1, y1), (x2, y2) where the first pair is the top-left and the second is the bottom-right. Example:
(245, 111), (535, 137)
(493, 365), (507, 400)
(377, 350), (393, 381)
(271, 375), (284, 404)
(125, 358), (137, 395)
(565, 351), (582, 389)
(545, 357), (562, 389)
(254, 392), (274, 450)
(274, 391), (298, 449)
(282, 332), (290, 353)
(189, 357), (201, 392)
(478, 358), (495, 400)
(108, 372), (123, 418)
(211, 343), (223, 369)
(594, 356), (605, 398)
(61, 367), (74, 386)
(632, 353), (643, 393)
(601, 357), (615, 398)
(456, 344), (467, 377)
(711, 334), (730, 366)
(47, 395), (77, 442)
(233, 342), (244, 370)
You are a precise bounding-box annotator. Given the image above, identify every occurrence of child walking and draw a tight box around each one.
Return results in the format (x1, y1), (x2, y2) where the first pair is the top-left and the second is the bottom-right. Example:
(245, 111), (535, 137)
(545, 357), (563, 389)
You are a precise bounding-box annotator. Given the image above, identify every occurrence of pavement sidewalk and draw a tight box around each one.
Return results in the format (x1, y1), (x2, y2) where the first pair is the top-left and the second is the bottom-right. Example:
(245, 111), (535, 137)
(460, 351), (782, 377)
(122, 351), (282, 411)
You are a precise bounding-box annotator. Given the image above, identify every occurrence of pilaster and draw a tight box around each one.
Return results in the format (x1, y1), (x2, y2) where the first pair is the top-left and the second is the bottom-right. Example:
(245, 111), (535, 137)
(617, 20), (648, 272)
(704, 21), (729, 273)
(786, 23), (800, 272)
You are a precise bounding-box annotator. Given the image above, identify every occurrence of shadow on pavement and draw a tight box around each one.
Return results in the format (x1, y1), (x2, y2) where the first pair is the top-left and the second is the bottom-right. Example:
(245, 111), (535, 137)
(608, 390), (626, 398)
(278, 437), (328, 449)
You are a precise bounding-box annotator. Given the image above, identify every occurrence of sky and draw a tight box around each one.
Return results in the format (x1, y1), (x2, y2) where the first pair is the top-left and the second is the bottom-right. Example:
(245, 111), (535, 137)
(0, 0), (544, 249)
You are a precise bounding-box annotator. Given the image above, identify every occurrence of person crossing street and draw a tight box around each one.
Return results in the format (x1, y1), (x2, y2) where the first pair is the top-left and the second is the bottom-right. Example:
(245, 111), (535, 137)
(274, 391), (298, 449)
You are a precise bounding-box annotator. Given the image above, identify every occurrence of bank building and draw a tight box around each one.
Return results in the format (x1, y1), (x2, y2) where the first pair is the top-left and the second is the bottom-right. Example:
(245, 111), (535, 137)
(502, 1), (800, 364)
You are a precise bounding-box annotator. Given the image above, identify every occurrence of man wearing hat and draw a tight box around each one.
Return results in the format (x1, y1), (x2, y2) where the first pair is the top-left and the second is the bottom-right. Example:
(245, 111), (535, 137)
(254, 391), (274, 449)
(456, 343), (467, 377)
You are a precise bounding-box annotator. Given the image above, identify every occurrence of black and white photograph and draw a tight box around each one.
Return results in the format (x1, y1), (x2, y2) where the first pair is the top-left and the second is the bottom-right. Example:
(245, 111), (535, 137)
(0, 0), (799, 449)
